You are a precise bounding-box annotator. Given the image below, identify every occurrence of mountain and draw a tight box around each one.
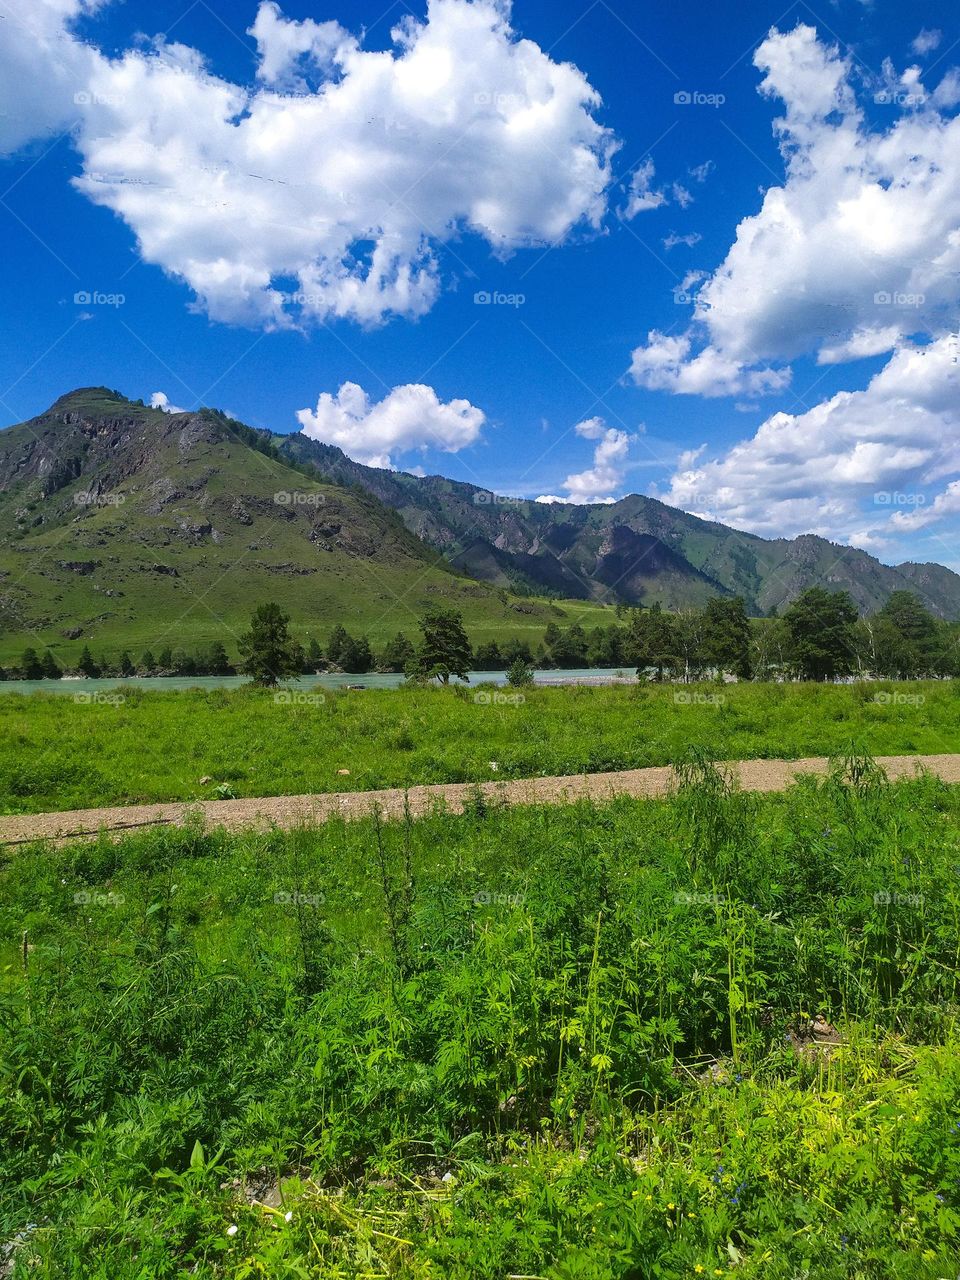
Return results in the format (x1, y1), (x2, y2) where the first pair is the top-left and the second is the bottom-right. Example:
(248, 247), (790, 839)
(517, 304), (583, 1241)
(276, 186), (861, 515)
(279, 435), (960, 619)
(3, 387), (959, 667)
(0, 389), (611, 662)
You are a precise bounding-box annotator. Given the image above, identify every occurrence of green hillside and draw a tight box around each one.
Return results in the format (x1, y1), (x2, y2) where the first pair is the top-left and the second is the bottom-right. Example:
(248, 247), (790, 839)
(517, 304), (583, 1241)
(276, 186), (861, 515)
(0, 389), (612, 665)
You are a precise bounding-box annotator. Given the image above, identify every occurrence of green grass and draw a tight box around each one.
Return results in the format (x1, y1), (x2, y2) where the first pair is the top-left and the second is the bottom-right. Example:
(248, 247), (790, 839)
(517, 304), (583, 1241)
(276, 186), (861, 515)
(2, 765), (960, 1276)
(2, 679), (959, 814)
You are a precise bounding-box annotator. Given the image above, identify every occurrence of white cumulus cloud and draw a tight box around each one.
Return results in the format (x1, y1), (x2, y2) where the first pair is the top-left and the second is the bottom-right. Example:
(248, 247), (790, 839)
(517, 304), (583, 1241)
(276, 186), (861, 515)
(536, 416), (634, 504)
(150, 391), (187, 414)
(0, 0), (616, 330)
(296, 382), (486, 468)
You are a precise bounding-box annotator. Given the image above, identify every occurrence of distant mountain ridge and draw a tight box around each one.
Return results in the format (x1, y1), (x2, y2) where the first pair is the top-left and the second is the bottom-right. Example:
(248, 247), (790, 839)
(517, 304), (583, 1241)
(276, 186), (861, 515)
(1, 388), (958, 666)
(278, 433), (960, 619)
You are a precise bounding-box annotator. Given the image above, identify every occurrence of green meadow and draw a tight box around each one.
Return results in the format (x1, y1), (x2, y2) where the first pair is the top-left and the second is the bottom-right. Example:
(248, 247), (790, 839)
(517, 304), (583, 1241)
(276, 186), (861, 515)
(1, 678), (958, 814)
(2, 764), (959, 1277)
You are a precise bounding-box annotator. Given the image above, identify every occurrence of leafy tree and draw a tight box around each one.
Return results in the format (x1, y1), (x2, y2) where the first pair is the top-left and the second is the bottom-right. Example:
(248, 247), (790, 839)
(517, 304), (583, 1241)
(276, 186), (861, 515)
(587, 625), (625, 669)
(381, 632), (416, 672)
(631, 604), (681, 681)
(549, 624), (589, 668)
(417, 608), (472, 683)
(157, 647), (173, 671)
(702, 596), (752, 679)
(305, 638), (324, 672)
(140, 650), (156, 673)
(474, 639), (505, 670)
(118, 651), (134, 677)
(41, 650), (62, 679)
(873, 591), (944, 676)
(172, 648), (196, 676)
(506, 657), (534, 687)
(78, 645), (100, 678)
(326, 625), (349, 668)
(502, 638), (534, 667)
(238, 603), (305, 687)
(21, 647), (44, 680)
(205, 642), (233, 675)
(782, 588), (858, 680)
(340, 635), (373, 674)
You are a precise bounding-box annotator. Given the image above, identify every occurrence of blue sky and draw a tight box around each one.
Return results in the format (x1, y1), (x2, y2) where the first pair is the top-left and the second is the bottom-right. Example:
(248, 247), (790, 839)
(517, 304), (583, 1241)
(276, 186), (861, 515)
(1, 0), (959, 566)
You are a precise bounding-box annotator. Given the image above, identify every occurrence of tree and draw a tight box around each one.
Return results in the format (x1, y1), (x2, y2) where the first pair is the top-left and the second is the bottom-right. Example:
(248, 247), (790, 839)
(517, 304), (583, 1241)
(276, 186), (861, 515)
(417, 608), (472, 683)
(41, 650), (62, 679)
(340, 634), (373, 674)
(702, 596), (752, 679)
(305, 638), (324, 672)
(506, 656), (534, 687)
(78, 645), (100, 678)
(326, 625), (349, 668)
(873, 591), (944, 676)
(631, 604), (681, 681)
(238, 602), (305, 687)
(21, 647), (44, 680)
(549, 624), (589, 668)
(157, 646), (173, 671)
(782, 588), (858, 680)
(140, 650), (157, 673)
(118, 651), (134, 677)
(502, 638), (534, 667)
(205, 641), (232, 675)
(381, 632), (416, 672)
(474, 639), (505, 670)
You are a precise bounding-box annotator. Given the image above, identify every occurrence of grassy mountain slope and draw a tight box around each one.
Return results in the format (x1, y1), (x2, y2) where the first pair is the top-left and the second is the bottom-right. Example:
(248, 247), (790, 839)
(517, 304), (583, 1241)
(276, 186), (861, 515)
(0, 390), (612, 664)
(280, 434), (960, 618)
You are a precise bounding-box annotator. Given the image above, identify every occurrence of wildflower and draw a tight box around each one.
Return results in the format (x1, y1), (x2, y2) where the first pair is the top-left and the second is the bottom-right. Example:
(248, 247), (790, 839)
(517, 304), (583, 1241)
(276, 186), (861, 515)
(284, 1210), (293, 1222)
(226, 1224), (238, 1237)
(667, 1202), (675, 1210)
(695, 1268), (705, 1275)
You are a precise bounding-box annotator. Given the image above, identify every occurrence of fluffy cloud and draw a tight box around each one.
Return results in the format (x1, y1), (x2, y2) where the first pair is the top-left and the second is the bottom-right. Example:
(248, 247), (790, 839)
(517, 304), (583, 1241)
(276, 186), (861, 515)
(911, 28), (942, 57)
(1, 0), (615, 329)
(630, 23), (960, 396)
(621, 159), (665, 217)
(536, 416), (634, 504)
(655, 336), (960, 543)
(150, 391), (187, 414)
(0, 0), (105, 154)
(296, 382), (485, 468)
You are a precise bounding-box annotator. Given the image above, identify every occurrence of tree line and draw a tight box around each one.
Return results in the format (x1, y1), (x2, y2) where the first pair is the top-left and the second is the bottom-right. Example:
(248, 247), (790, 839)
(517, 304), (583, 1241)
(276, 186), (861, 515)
(5, 588), (958, 683)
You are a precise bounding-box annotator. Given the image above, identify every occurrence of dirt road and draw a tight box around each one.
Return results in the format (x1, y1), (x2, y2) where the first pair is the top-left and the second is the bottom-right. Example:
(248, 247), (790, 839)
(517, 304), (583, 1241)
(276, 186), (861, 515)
(3, 753), (959, 847)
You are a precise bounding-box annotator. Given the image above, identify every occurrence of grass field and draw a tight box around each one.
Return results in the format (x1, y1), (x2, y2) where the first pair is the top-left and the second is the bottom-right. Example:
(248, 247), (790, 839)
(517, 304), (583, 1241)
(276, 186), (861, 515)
(2, 764), (959, 1276)
(0, 679), (957, 815)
